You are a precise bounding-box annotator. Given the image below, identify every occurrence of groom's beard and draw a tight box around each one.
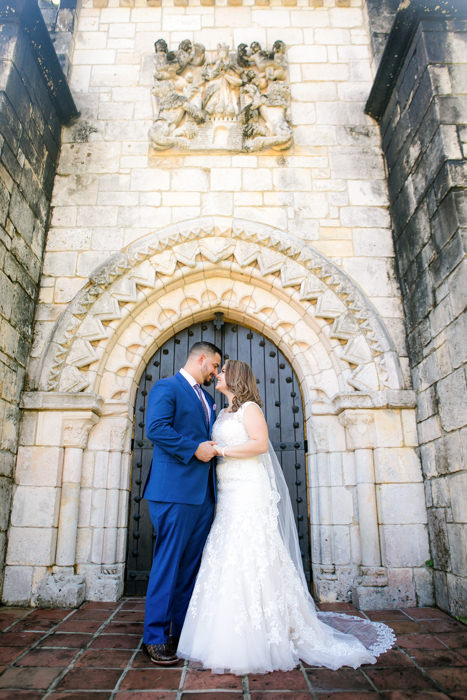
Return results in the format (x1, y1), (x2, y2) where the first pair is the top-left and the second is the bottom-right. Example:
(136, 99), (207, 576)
(202, 376), (215, 386)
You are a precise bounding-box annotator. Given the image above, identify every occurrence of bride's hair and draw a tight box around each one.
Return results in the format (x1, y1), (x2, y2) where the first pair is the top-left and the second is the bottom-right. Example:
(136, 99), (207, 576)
(224, 360), (263, 412)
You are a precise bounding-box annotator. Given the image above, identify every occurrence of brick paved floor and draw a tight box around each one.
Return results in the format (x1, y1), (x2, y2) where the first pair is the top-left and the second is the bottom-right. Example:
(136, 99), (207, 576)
(0, 599), (465, 699)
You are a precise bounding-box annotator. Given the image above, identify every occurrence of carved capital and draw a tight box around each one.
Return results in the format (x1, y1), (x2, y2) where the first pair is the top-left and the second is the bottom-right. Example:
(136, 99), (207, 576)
(110, 424), (130, 452)
(339, 410), (376, 449)
(63, 413), (99, 448)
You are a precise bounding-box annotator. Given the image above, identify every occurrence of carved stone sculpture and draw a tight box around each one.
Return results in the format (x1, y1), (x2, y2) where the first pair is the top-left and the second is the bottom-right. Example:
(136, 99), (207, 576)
(148, 39), (293, 152)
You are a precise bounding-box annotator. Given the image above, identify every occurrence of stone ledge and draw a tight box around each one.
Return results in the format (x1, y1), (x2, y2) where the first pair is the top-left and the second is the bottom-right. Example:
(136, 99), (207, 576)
(21, 391), (104, 413)
(312, 390), (417, 415)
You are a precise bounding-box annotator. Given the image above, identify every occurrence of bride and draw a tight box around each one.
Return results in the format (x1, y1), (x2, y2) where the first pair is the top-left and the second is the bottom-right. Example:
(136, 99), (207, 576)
(177, 359), (395, 674)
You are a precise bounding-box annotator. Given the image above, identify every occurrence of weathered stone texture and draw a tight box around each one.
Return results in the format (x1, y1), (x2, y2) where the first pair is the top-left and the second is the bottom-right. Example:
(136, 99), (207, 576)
(370, 15), (467, 616)
(39, 0), (77, 79)
(364, 0), (398, 68)
(0, 4), (76, 598)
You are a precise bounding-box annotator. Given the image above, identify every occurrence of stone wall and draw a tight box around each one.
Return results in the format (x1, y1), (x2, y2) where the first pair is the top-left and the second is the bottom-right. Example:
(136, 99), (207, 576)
(366, 4), (467, 616)
(2, 0), (433, 608)
(39, 0), (78, 79)
(29, 0), (410, 388)
(0, 0), (77, 597)
(365, 0), (397, 67)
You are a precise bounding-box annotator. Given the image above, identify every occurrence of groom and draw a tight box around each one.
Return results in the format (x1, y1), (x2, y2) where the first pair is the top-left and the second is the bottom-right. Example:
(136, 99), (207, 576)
(142, 341), (222, 665)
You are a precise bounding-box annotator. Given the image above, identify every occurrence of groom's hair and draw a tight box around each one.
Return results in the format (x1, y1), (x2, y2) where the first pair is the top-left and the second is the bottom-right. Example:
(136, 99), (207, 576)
(188, 341), (222, 358)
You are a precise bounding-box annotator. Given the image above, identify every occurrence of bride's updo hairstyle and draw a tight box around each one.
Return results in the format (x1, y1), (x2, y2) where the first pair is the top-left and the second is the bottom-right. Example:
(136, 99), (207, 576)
(224, 360), (263, 412)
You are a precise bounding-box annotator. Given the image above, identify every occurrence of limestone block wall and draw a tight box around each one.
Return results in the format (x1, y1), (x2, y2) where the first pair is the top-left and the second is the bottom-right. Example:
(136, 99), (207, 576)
(367, 7), (467, 616)
(30, 0), (410, 389)
(3, 0), (433, 607)
(0, 0), (77, 597)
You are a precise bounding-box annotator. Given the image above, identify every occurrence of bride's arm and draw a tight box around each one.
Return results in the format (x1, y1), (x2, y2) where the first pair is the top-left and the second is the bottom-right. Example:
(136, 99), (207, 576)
(215, 403), (269, 458)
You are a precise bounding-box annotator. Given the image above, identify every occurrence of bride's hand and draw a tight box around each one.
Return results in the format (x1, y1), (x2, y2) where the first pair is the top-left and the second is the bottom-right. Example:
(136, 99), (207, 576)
(213, 445), (224, 456)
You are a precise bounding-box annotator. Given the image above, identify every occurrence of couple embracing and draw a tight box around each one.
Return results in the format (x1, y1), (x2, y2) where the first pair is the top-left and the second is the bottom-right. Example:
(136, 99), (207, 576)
(142, 341), (395, 674)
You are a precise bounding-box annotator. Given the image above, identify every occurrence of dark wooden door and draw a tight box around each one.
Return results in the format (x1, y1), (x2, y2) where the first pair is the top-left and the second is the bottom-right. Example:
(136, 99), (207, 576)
(125, 315), (310, 594)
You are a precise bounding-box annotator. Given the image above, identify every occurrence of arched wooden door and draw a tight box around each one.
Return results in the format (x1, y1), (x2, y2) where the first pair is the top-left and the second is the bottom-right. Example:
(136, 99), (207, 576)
(125, 315), (310, 594)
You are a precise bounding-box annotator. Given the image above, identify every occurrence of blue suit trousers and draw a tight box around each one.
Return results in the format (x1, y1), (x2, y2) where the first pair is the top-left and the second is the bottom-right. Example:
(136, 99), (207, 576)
(143, 480), (215, 644)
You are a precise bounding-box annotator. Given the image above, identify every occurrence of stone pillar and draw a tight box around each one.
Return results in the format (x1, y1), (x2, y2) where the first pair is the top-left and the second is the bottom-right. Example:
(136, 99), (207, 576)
(355, 449), (380, 567)
(330, 391), (431, 609)
(339, 409), (388, 607)
(340, 412), (380, 566)
(2, 392), (102, 607)
(76, 402), (132, 602)
(308, 408), (358, 602)
(36, 412), (99, 608)
(55, 416), (99, 567)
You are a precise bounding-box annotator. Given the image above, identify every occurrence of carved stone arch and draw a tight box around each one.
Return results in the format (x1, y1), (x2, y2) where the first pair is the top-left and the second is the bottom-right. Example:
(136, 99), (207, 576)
(95, 273), (340, 408)
(37, 217), (405, 403)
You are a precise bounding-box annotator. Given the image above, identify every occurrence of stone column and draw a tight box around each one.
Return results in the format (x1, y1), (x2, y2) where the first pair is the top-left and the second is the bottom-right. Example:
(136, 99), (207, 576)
(308, 408), (357, 602)
(55, 415), (99, 568)
(35, 407), (101, 607)
(2, 392), (103, 607)
(334, 391), (430, 609)
(77, 403), (132, 602)
(339, 409), (388, 607)
(340, 412), (381, 567)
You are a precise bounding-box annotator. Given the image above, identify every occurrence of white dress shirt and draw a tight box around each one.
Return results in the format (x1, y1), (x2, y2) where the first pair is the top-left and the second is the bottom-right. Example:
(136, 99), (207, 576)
(179, 368), (211, 418)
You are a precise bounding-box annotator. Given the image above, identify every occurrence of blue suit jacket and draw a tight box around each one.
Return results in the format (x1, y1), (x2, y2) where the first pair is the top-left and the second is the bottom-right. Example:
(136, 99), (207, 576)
(143, 372), (216, 505)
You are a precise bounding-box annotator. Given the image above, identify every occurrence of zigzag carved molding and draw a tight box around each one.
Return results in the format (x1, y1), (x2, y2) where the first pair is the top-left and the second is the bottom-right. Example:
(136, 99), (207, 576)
(38, 218), (402, 395)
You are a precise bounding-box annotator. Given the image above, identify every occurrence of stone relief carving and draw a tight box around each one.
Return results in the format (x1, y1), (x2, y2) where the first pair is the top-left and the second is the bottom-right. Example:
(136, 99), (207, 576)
(148, 39), (293, 152)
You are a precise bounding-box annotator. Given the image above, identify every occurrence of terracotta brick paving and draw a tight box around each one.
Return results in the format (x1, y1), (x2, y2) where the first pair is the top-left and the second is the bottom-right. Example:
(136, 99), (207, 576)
(0, 599), (464, 698)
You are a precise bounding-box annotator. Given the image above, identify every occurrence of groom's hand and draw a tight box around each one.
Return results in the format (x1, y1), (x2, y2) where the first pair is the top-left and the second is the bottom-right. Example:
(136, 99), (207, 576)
(195, 441), (217, 462)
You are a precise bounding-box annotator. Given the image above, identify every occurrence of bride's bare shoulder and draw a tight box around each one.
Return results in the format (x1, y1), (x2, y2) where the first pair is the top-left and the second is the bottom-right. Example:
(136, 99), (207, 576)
(242, 401), (263, 412)
(241, 401), (265, 420)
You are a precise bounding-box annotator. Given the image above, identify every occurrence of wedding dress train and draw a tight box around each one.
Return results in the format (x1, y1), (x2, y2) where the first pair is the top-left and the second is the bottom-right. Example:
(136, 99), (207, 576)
(177, 403), (395, 674)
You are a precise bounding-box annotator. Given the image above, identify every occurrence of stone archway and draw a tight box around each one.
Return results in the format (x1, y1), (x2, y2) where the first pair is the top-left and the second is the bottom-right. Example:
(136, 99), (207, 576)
(3, 218), (431, 609)
(32, 216), (404, 399)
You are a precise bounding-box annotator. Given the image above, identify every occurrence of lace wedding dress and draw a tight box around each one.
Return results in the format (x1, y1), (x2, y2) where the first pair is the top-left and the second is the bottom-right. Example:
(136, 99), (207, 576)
(177, 403), (395, 674)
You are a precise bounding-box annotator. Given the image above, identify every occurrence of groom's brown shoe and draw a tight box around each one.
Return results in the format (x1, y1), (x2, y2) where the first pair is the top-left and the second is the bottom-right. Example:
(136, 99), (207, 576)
(142, 642), (178, 666)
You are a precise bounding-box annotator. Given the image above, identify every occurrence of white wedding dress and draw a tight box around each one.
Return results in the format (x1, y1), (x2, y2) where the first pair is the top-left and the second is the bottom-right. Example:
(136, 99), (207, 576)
(178, 403), (395, 675)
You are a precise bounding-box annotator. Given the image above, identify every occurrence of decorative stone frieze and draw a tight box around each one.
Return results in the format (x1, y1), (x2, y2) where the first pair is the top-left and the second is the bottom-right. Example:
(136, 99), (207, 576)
(35, 219), (403, 407)
(149, 39), (292, 152)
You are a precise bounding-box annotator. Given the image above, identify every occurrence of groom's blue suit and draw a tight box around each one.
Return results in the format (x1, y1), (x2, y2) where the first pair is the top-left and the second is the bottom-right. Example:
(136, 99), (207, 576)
(143, 371), (216, 645)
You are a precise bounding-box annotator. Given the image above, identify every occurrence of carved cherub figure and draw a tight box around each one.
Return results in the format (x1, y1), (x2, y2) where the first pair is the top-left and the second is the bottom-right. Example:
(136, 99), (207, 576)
(249, 39), (287, 82)
(236, 43), (250, 68)
(248, 41), (269, 68)
(267, 40), (287, 81)
(153, 39), (176, 81)
(175, 39), (194, 73)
